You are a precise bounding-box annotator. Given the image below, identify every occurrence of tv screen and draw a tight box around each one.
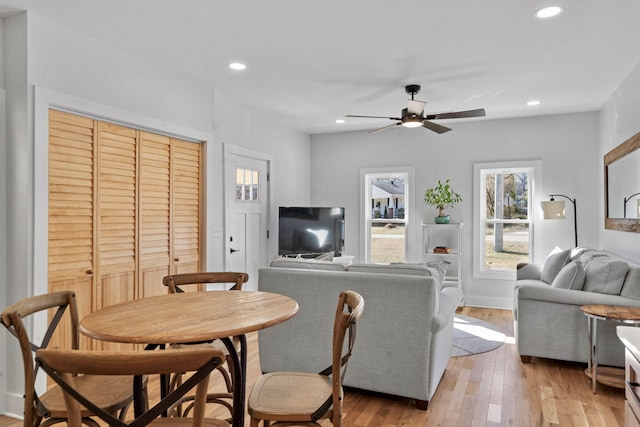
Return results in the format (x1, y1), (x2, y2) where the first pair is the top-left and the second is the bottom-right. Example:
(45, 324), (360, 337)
(278, 207), (345, 257)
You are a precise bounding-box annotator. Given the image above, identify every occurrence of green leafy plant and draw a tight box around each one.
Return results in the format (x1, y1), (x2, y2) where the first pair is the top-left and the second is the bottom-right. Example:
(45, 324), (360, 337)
(424, 179), (462, 217)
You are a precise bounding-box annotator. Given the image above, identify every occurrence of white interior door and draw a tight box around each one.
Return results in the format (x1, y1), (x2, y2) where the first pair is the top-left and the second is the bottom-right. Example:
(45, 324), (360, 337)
(224, 150), (269, 291)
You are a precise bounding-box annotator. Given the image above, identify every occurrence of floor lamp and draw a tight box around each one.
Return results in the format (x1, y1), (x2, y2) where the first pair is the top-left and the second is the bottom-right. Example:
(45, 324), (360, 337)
(624, 192), (640, 218)
(541, 194), (577, 247)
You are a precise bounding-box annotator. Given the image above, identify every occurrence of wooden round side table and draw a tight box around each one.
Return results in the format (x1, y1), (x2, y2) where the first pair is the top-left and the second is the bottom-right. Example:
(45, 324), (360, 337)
(581, 304), (640, 393)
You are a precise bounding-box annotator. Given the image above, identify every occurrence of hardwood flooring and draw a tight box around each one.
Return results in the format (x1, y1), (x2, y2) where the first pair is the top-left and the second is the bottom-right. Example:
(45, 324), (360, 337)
(0, 306), (626, 426)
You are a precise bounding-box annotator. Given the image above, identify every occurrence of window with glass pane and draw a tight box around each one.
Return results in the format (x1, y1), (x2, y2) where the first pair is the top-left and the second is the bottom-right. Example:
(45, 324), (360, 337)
(236, 167), (260, 201)
(366, 175), (407, 263)
(481, 169), (531, 271)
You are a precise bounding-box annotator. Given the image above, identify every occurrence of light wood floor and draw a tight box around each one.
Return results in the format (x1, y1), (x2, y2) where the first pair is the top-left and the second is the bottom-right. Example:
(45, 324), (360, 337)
(0, 306), (626, 426)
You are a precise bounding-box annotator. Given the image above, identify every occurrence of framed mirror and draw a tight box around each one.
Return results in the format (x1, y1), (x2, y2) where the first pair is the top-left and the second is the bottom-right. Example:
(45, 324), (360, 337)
(605, 131), (640, 232)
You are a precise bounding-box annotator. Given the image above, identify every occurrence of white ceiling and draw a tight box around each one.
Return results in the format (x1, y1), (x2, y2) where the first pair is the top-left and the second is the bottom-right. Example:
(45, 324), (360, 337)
(2, 0), (640, 135)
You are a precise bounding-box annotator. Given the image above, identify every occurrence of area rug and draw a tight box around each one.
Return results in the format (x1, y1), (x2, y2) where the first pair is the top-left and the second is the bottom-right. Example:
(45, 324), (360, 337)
(452, 315), (506, 357)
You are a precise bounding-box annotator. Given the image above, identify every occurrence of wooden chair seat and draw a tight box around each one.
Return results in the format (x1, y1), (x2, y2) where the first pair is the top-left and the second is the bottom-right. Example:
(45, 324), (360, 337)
(38, 374), (133, 421)
(248, 372), (334, 421)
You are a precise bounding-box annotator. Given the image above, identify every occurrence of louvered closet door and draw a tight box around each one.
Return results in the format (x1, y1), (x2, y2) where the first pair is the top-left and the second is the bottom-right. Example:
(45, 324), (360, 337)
(139, 131), (171, 298)
(172, 139), (202, 275)
(95, 122), (137, 324)
(48, 110), (96, 350)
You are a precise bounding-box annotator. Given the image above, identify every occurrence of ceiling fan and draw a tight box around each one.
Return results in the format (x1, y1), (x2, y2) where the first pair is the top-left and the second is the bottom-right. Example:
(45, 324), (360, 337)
(345, 84), (486, 134)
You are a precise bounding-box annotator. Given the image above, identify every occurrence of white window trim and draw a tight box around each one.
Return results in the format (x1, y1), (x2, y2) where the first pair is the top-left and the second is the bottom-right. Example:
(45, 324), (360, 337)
(360, 167), (415, 264)
(473, 160), (543, 280)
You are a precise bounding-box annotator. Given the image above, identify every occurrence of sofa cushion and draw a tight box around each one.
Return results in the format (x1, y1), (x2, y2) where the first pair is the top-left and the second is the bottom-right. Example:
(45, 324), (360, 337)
(347, 263), (438, 279)
(583, 258), (629, 294)
(425, 260), (451, 284)
(269, 257), (346, 271)
(540, 248), (571, 284)
(620, 264), (640, 300)
(551, 261), (586, 290)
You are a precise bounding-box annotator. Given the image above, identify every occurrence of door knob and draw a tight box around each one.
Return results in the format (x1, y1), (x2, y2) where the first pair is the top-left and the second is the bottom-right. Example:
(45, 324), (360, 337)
(87, 269), (93, 275)
(230, 248), (240, 254)
(174, 257), (180, 262)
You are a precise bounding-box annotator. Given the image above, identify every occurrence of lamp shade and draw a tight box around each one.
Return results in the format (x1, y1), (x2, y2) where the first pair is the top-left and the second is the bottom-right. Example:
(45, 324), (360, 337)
(541, 200), (566, 219)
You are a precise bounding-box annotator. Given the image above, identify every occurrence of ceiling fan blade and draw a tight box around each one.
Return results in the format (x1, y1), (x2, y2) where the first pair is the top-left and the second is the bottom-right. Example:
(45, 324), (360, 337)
(422, 120), (452, 134)
(369, 122), (401, 134)
(427, 108), (486, 120)
(407, 99), (426, 115)
(345, 114), (400, 120)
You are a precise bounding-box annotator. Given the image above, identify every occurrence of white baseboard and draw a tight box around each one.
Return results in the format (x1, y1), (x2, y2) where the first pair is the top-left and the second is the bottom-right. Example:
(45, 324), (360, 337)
(3, 392), (24, 420)
(463, 295), (513, 310)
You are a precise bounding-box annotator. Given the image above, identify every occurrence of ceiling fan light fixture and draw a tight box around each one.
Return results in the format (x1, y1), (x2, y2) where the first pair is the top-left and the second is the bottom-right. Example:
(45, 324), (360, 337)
(401, 115), (423, 128)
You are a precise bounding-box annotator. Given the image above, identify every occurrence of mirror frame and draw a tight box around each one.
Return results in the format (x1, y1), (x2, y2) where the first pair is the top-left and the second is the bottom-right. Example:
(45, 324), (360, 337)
(605, 130), (640, 232)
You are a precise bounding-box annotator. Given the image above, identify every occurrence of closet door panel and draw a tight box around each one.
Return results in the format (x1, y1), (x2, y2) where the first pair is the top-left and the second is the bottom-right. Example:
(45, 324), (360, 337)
(139, 131), (171, 298)
(172, 139), (201, 274)
(48, 110), (95, 350)
(96, 122), (137, 314)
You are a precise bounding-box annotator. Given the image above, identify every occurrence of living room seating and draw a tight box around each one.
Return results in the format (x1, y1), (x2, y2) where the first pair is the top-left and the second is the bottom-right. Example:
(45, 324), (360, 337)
(1, 291), (135, 427)
(248, 290), (364, 427)
(513, 247), (640, 366)
(258, 260), (462, 409)
(36, 347), (230, 427)
(162, 272), (249, 419)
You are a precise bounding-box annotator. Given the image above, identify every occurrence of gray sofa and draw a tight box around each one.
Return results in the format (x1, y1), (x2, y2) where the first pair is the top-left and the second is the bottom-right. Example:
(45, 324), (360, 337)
(257, 259), (463, 409)
(514, 247), (640, 367)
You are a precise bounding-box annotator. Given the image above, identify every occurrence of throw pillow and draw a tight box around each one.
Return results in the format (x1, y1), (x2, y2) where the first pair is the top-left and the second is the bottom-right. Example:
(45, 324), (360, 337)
(540, 247), (571, 284)
(313, 251), (334, 261)
(551, 261), (586, 290)
(425, 260), (451, 284)
(583, 258), (629, 294)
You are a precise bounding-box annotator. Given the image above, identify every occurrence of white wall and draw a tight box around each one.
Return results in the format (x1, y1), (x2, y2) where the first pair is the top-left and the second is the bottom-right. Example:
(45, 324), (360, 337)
(599, 60), (640, 263)
(1, 11), (311, 417)
(311, 112), (600, 308)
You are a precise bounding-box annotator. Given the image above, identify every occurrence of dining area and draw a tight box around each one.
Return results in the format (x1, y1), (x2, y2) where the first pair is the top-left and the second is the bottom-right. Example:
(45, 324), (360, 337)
(1, 271), (364, 427)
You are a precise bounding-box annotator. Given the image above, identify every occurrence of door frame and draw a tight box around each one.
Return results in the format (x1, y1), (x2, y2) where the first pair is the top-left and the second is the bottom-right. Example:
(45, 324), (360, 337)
(223, 143), (275, 270)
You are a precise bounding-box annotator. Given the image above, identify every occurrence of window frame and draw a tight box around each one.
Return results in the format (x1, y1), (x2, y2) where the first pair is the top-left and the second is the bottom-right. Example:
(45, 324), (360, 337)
(360, 167), (415, 264)
(473, 160), (542, 280)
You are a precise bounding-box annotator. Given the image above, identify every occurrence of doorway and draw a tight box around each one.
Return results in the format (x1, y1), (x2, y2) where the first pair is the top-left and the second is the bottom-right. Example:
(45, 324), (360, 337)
(224, 145), (272, 290)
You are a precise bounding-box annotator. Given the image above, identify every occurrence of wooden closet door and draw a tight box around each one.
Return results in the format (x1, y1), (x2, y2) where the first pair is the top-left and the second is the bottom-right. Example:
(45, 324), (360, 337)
(139, 131), (171, 298)
(47, 110), (96, 350)
(95, 122), (137, 318)
(172, 139), (202, 275)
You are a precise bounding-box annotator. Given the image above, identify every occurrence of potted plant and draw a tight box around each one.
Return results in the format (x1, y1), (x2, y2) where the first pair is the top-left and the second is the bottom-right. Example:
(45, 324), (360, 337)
(424, 179), (462, 224)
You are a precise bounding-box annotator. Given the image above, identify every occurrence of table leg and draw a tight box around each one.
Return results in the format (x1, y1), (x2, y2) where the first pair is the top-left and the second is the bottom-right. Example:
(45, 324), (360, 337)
(589, 317), (598, 393)
(222, 335), (247, 427)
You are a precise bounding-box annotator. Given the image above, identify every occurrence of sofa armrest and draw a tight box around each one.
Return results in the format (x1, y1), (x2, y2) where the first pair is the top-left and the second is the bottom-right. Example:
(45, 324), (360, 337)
(516, 263), (541, 280)
(517, 283), (640, 307)
(432, 287), (463, 333)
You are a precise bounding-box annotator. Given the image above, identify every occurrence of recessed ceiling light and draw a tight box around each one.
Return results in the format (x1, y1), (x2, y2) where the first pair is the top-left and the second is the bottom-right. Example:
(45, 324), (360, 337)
(335, 119), (345, 124)
(527, 100), (541, 106)
(536, 6), (563, 18)
(228, 62), (247, 71)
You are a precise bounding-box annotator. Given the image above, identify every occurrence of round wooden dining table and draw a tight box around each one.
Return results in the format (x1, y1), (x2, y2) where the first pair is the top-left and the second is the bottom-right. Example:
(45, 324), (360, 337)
(80, 290), (299, 427)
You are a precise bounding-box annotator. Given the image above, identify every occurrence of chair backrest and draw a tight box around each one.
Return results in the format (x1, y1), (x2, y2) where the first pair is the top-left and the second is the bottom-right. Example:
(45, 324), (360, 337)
(1, 291), (80, 427)
(36, 348), (226, 427)
(162, 272), (249, 293)
(328, 291), (364, 426)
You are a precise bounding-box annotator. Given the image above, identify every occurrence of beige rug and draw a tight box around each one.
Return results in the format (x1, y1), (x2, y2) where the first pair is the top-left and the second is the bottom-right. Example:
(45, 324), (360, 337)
(452, 315), (506, 357)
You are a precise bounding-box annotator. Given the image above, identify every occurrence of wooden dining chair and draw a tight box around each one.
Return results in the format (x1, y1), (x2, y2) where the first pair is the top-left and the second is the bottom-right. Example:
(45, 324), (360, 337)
(247, 290), (364, 427)
(36, 347), (230, 427)
(162, 272), (249, 418)
(0, 291), (134, 427)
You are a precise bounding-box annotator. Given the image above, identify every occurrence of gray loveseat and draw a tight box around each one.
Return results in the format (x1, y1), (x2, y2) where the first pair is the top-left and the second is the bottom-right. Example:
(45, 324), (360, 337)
(514, 247), (640, 366)
(257, 259), (463, 409)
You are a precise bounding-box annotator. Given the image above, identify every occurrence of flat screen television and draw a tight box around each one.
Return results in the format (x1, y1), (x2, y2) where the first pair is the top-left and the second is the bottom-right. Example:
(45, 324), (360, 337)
(278, 207), (345, 257)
